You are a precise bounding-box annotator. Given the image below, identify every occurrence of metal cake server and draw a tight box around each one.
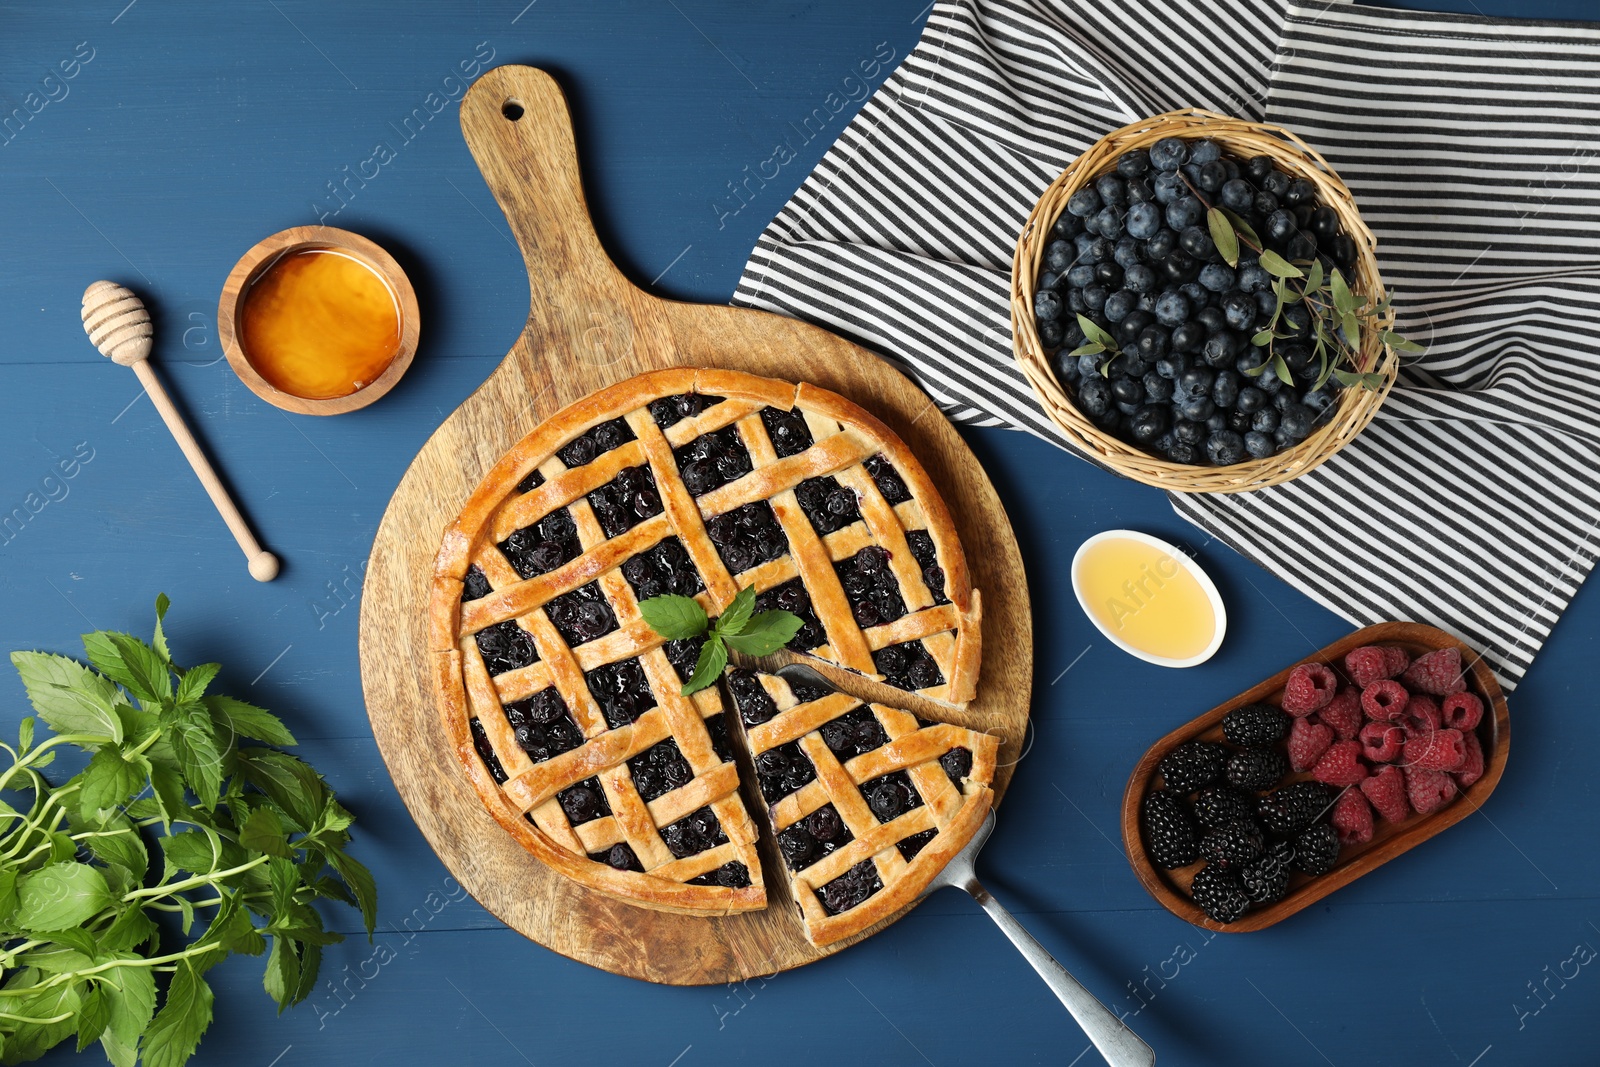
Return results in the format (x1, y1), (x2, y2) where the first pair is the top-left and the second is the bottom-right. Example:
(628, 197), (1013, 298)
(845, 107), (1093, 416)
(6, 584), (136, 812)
(775, 664), (1155, 1067)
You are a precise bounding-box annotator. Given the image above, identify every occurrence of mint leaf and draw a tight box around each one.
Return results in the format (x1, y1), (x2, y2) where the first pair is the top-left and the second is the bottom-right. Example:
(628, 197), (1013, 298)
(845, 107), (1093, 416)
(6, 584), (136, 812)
(202, 695), (296, 747)
(682, 635), (727, 696)
(79, 748), (147, 813)
(0, 868), (17, 923)
(148, 763), (189, 832)
(76, 983), (112, 1052)
(140, 958), (213, 1067)
(716, 585), (757, 637)
(237, 750), (327, 830)
(163, 701), (223, 810)
(1259, 249), (1303, 279)
(19, 713), (34, 753)
(636, 595), (708, 641)
(11, 651), (121, 742)
(80, 632), (149, 702)
(240, 806), (291, 858)
(175, 662), (219, 704)
(724, 611), (804, 656)
(326, 850), (378, 938)
(15, 863), (112, 931)
(152, 592), (172, 665)
(101, 965), (158, 1051)
(107, 634), (173, 703)
(160, 830), (218, 875)
(263, 936), (299, 1012)
(1206, 207), (1238, 267)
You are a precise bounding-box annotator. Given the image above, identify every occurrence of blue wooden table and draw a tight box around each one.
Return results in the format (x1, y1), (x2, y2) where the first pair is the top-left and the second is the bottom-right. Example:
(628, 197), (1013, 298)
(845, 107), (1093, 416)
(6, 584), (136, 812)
(3, 2), (1597, 1064)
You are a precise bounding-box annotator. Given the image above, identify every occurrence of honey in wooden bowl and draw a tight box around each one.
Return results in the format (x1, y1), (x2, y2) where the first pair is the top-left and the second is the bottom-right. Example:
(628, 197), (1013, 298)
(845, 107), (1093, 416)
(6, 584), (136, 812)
(219, 227), (419, 415)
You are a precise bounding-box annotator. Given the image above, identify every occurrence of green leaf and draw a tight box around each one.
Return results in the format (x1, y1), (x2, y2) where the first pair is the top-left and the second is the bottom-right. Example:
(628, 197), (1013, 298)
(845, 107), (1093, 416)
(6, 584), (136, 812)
(1272, 355), (1294, 386)
(100, 965), (157, 1060)
(1220, 207), (1261, 247)
(79, 748), (148, 814)
(140, 959), (213, 1067)
(1341, 309), (1361, 348)
(1068, 342), (1105, 357)
(682, 635), (728, 697)
(10, 651), (121, 742)
(1333, 369), (1362, 388)
(1383, 331), (1425, 354)
(1331, 269), (1354, 316)
(291, 941), (323, 1006)
(161, 831), (219, 875)
(202, 695), (296, 748)
(152, 593), (172, 665)
(1259, 250), (1303, 279)
(107, 634), (173, 704)
(14, 863), (112, 931)
(1306, 258), (1325, 296)
(162, 701), (223, 810)
(715, 585), (757, 638)
(175, 663), (219, 705)
(1251, 329), (1274, 348)
(148, 763), (189, 832)
(1207, 207), (1239, 268)
(1075, 314), (1117, 351)
(19, 715), (34, 754)
(0, 868), (18, 923)
(326, 849), (378, 937)
(1362, 372), (1387, 389)
(76, 984), (111, 1052)
(240, 807), (291, 858)
(635, 595), (708, 642)
(100, 905), (159, 954)
(236, 750), (327, 831)
(724, 611), (806, 656)
(3, 982), (81, 1063)
(83, 822), (149, 882)
(263, 936), (300, 1012)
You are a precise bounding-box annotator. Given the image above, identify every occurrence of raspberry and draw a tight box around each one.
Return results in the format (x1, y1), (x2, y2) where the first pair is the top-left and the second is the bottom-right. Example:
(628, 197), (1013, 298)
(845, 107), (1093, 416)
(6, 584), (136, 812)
(1311, 740), (1369, 786)
(1292, 823), (1340, 875)
(1455, 729), (1486, 788)
(1343, 645), (1409, 687)
(1405, 766), (1458, 815)
(1402, 646), (1468, 696)
(1442, 692), (1484, 731)
(1361, 680), (1409, 723)
(1403, 728), (1466, 772)
(1223, 703), (1290, 746)
(1403, 694), (1442, 734)
(1360, 764), (1411, 823)
(1158, 741), (1228, 794)
(1190, 864), (1250, 924)
(1282, 662), (1339, 715)
(1287, 716), (1334, 772)
(1319, 687), (1363, 740)
(1331, 788), (1374, 846)
(1358, 721), (1404, 764)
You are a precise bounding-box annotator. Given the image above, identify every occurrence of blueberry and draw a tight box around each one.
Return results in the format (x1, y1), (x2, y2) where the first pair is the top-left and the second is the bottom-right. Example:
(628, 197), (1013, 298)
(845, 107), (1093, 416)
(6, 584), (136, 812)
(1087, 237), (1113, 262)
(1205, 430), (1245, 465)
(1095, 174), (1128, 207)
(1114, 238), (1144, 269)
(1124, 264), (1157, 293)
(1120, 356), (1151, 380)
(1078, 378), (1111, 417)
(1033, 289), (1063, 321)
(1196, 306), (1227, 334)
(1202, 331), (1240, 368)
(1126, 177), (1155, 203)
(1137, 293), (1158, 313)
(1160, 251), (1199, 285)
(1286, 233), (1318, 261)
(1171, 321), (1206, 353)
(1310, 205), (1340, 243)
(1166, 197), (1204, 231)
(1137, 324), (1170, 360)
(1093, 206), (1123, 239)
(1244, 431), (1275, 458)
(1066, 264), (1096, 288)
(1145, 228), (1178, 259)
(1153, 431), (1177, 453)
(1262, 170), (1290, 198)
(1237, 263), (1271, 293)
(1167, 440), (1197, 464)
(1129, 404), (1169, 443)
(1052, 212), (1084, 239)
(1236, 385), (1266, 413)
(1190, 140), (1221, 166)
(1199, 263), (1236, 292)
(1175, 418), (1206, 445)
(1044, 240), (1074, 272)
(1051, 347), (1078, 381)
(1077, 352), (1102, 379)
(1116, 400), (1140, 416)
(1303, 387), (1338, 415)
(1039, 319), (1065, 348)
(1155, 354), (1188, 379)
(1284, 178), (1316, 207)
(1223, 293), (1257, 331)
(1228, 409), (1253, 433)
(1196, 160), (1227, 192)
(1110, 376), (1144, 406)
(1179, 225), (1216, 260)
(1126, 201), (1162, 240)
(1265, 209), (1298, 246)
(1255, 289), (1278, 317)
(1280, 404), (1316, 439)
(1206, 413), (1228, 433)
(1150, 137), (1188, 172)
(1103, 289), (1137, 323)
(1273, 389), (1296, 411)
(1095, 261), (1124, 288)
(1083, 285), (1109, 312)
(1179, 397), (1216, 423)
(1246, 155), (1274, 183)
(1038, 270), (1061, 292)
(1180, 281), (1210, 308)
(1278, 342), (1313, 374)
(1330, 235), (1358, 271)
(1259, 371), (1283, 394)
(1219, 178), (1254, 212)
(1117, 149), (1152, 178)
(1116, 310), (1156, 347)
(1067, 187), (1102, 217)
(1251, 407), (1280, 433)
(1152, 170), (1185, 204)
(1154, 291), (1190, 327)
(1212, 370), (1241, 408)
(1142, 372), (1174, 403)
(1178, 366), (1215, 397)
(1253, 190), (1279, 217)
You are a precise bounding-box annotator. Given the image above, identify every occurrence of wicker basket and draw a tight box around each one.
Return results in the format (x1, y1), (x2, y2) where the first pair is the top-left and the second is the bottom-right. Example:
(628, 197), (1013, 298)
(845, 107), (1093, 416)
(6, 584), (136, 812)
(1011, 109), (1397, 493)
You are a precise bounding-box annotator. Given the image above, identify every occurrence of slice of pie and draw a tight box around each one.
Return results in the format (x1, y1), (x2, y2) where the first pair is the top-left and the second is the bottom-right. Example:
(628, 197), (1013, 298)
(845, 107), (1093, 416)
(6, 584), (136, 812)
(723, 667), (998, 947)
(431, 368), (981, 915)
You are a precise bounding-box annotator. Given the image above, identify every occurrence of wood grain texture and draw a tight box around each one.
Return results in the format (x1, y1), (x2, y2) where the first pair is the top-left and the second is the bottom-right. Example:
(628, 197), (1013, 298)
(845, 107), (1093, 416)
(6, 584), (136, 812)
(356, 66), (1033, 985)
(1119, 621), (1510, 933)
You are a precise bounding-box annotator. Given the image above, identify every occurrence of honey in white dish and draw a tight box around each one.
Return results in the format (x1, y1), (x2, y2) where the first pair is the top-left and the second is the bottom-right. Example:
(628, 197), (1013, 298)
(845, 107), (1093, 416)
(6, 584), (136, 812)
(1077, 536), (1215, 662)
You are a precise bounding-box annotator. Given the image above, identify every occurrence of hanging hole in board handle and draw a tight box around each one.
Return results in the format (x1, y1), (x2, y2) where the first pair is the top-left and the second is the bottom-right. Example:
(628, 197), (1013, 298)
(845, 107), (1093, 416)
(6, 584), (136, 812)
(502, 98), (525, 121)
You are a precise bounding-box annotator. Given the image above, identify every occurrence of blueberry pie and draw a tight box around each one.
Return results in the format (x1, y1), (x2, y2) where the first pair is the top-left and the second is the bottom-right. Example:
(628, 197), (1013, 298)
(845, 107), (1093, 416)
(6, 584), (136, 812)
(432, 368), (980, 915)
(723, 667), (997, 946)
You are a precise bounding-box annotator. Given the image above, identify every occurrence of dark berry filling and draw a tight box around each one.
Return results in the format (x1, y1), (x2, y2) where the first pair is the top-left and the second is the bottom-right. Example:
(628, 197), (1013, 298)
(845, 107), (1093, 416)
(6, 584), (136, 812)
(587, 464), (663, 539)
(687, 860), (752, 888)
(705, 712), (734, 764)
(621, 536), (704, 600)
(498, 507), (581, 580)
(515, 468), (545, 494)
(759, 405), (815, 458)
(628, 739), (694, 802)
(502, 688), (584, 763)
(755, 740), (816, 804)
(648, 392), (724, 429)
(794, 476), (862, 536)
(874, 640), (945, 691)
(777, 804), (853, 872)
(673, 426), (752, 497)
(662, 637), (704, 685)
(786, 680), (833, 704)
(940, 747), (973, 789)
(706, 501), (788, 575)
(835, 546), (906, 629)
(897, 827), (938, 861)
(817, 859), (882, 915)
(462, 564), (492, 602)
(861, 770), (924, 823)
(754, 579), (827, 651)
(584, 656), (657, 730)
(558, 418), (635, 468)
(469, 718), (507, 784)
(726, 669), (778, 726)
(474, 620), (538, 675)
(545, 581), (618, 646)
(661, 806), (727, 859)
(863, 454), (911, 505)
(904, 530), (949, 606)
(820, 706), (889, 760)
(557, 777), (610, 825)
(589, 842), (643, 872)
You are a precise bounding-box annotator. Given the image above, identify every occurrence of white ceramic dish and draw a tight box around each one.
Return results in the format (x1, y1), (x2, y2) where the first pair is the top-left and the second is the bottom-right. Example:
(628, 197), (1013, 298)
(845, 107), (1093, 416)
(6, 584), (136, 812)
(1070, 529), (1226, 668)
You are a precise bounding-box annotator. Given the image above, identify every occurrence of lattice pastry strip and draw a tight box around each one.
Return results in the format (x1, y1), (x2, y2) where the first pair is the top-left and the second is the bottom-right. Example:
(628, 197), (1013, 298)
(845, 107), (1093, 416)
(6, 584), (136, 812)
(724, 667), (998, 948)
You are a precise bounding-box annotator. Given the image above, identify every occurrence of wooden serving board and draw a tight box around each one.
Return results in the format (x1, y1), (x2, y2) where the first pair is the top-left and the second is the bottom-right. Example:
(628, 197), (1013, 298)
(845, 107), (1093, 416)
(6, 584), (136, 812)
(1120, 621), (1509, 933)
(357, 66), (1033, 985)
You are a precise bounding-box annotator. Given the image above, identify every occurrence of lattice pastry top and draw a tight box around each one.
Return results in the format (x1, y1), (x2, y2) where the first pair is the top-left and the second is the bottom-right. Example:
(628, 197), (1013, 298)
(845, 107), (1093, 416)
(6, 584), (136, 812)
(431, 368), (981, 914)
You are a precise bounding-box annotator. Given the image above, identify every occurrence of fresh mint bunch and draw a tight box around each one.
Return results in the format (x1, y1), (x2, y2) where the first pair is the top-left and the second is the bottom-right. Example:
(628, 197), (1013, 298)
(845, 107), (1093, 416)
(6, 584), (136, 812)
(0, 595), (375, 1067)
(638, 586), (803, 695)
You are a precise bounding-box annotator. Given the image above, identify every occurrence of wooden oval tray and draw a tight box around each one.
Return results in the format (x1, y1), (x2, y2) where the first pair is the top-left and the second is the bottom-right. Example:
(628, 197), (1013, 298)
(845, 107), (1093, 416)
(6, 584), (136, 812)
(1120, 621), (1509, 932)
(356, 66), (1034, 985)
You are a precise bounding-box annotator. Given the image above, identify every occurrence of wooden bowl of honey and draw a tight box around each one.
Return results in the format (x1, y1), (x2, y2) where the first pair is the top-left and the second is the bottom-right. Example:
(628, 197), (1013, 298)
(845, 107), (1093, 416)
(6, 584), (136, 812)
(218, 226), (419, 415)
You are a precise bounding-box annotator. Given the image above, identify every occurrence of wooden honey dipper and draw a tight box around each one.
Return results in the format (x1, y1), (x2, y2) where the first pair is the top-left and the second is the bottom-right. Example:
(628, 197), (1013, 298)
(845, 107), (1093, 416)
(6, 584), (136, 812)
(81, 281), (280, 582)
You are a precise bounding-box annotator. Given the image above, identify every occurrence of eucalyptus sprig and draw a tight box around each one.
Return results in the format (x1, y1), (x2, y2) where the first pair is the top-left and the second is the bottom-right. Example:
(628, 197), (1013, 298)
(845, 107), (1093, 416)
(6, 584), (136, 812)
(639, 586), (803, 696)
(0, 596), (375, 1067)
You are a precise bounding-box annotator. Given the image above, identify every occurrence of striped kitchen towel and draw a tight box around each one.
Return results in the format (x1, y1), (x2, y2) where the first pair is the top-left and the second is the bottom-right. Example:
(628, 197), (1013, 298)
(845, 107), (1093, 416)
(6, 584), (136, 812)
(733, 0), (1600, 689)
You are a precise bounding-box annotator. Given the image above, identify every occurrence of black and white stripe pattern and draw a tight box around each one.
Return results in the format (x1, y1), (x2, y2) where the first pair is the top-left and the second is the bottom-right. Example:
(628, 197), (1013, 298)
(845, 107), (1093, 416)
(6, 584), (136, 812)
(734, 0), (1600, 689)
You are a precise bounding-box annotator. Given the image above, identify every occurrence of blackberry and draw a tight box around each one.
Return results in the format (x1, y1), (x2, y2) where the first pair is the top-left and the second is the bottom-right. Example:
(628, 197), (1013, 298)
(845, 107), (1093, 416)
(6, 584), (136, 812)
(1157, 741), (1227, 795)
(1293, 824), (1340, 875)
(1199, 819), (1264, 871)
(1225, 746), (1288, 792)
(1240, 849), (1291, 904)
(1189, 864), (1250, 924)
(1257, 781), (1331, 836)
(1139, 790), (1199, 870)
(1222, 702), (1291, 747)
(1192, 785), (1255, 831)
